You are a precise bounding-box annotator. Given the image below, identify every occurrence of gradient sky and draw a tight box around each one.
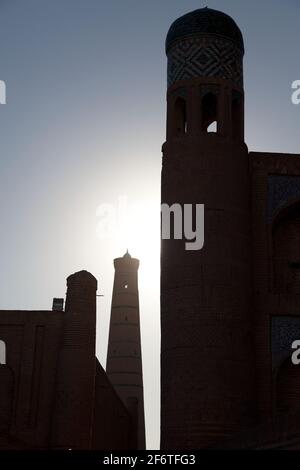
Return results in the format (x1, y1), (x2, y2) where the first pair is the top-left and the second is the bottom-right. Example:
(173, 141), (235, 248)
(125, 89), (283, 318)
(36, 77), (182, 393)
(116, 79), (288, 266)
(0, 0), (299, 449)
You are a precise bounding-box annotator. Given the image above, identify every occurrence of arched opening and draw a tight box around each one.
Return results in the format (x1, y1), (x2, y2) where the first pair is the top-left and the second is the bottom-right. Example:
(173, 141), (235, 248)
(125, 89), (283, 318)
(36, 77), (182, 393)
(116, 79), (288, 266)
(276, 358), (300, 414)
(0, 340), (6, 365)
(232, 90), (243, 140)
(273, 202), (300, 294)
(207, 121), (217, 133)
(201, 92), (218, 133)
(174, 97), (187, 136)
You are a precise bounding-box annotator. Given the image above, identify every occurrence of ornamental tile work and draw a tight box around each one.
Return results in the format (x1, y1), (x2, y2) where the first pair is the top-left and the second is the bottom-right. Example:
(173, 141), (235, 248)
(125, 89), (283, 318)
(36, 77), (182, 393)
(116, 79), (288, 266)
(167, 36), (243, 88)
(165, 8), (244, 54)
(267, 175), (300, 222)
(271, 316), (300, 370)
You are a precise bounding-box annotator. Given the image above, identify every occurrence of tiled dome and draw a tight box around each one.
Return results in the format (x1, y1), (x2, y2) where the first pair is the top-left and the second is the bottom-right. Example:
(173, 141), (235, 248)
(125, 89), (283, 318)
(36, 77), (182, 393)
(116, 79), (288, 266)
(166, 7), (244, 53)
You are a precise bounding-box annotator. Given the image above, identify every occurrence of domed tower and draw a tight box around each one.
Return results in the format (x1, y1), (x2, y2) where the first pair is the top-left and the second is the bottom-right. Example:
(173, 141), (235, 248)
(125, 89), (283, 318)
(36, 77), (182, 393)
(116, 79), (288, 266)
(161, 8), (255, 448)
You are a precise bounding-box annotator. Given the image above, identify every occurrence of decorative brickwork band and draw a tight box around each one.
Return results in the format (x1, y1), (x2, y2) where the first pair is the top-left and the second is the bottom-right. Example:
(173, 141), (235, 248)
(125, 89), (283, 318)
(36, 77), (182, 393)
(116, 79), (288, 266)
(167, 36), (243, 88)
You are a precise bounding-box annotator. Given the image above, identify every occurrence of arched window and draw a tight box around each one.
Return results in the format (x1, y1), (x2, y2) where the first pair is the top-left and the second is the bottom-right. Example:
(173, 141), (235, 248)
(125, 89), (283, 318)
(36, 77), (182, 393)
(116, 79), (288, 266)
(0, 340), (6, 365)
(273, 202), (300, 294)
(207, 121), (217, 133)
(201, 92), (218, 133)
(174, 97), (187, 136)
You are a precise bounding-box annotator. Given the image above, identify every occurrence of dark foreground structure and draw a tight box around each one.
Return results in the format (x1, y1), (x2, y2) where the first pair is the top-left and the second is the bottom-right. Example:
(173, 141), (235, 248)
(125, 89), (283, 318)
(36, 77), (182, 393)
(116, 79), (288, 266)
(0, 261), (145, 449)
(161, 8), (300, 449)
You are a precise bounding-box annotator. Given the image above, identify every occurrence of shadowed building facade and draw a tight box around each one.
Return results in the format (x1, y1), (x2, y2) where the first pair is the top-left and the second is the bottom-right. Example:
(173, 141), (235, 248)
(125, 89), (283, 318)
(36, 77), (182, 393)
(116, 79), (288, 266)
(161, 7), (300, 450)
(106, 251), (146, 450)
(0, 270), (137, 449)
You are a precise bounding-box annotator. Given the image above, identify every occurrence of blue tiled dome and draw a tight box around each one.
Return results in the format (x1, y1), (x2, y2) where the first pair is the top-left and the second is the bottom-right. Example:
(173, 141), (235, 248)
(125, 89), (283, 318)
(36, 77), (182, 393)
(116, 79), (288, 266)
(166, 7), (244, 54)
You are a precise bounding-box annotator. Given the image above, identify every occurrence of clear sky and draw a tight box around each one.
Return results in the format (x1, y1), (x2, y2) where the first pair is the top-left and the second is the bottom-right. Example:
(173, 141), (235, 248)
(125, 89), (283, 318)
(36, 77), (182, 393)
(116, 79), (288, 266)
(0, 0), (299, 449)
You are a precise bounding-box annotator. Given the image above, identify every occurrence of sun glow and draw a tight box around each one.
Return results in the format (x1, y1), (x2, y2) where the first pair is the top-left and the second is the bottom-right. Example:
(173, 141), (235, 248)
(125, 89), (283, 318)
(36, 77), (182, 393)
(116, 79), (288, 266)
(95, 194), (161, 450)
(115, 198), (160, 277)
(96, 195), (160, 277)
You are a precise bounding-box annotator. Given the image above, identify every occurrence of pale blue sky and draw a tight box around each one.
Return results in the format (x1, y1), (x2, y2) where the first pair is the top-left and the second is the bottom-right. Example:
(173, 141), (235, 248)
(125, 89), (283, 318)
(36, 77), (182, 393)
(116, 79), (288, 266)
(0, 0), (299, 449)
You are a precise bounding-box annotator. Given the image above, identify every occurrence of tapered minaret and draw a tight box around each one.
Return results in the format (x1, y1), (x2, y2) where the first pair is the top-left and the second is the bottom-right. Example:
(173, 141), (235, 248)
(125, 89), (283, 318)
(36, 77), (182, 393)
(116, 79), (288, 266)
(106, 251), (145, 449)
(161, 8), (255, 449)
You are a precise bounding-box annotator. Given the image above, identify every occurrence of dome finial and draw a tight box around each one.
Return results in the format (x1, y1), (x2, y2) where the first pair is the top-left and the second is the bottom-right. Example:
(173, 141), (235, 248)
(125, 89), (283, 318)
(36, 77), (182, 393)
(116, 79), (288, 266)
(123, 249), (131, 259)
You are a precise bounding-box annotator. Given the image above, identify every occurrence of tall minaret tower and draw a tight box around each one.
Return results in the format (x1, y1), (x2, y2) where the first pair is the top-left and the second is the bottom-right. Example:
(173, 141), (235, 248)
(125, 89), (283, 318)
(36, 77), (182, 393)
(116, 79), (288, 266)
(161, 8), (255, 448)
(106, 251), (145, 449)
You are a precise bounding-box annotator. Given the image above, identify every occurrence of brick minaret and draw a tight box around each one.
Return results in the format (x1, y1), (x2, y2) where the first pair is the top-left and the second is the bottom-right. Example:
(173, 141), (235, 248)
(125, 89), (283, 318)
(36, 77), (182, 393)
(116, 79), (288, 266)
(161, 8), (256, 448)
(106, 251), (145, 449)
(51, 270), (97, 449)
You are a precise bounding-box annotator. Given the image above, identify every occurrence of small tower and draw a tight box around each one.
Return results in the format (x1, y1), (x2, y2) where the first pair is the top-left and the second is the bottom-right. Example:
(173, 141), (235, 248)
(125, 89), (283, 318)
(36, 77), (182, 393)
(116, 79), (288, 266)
(51, 270), (97, 449)
(106, 251), (145, 449)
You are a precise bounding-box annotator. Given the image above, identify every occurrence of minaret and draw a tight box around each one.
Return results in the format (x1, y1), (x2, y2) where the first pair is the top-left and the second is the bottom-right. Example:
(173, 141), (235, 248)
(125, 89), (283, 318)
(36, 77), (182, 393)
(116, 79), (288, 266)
(106, 251), (145, 449)
(51, 270), (97, 449)
(161, 8), (255, 448)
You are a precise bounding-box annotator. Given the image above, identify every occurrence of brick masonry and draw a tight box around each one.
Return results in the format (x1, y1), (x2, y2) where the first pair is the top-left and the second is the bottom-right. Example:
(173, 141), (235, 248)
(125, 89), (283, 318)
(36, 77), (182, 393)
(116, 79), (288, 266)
(161, 8), (300, 450)
(0, 270), (136, 449)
